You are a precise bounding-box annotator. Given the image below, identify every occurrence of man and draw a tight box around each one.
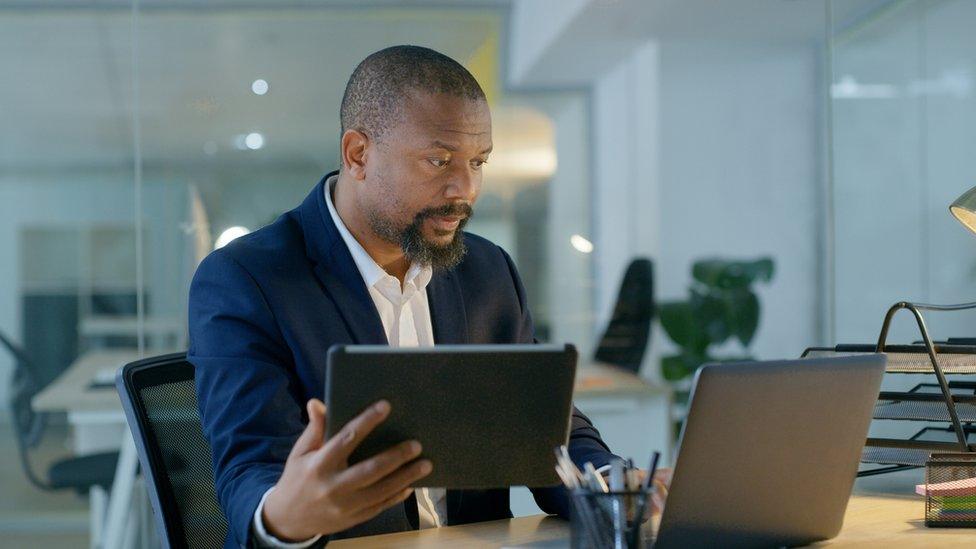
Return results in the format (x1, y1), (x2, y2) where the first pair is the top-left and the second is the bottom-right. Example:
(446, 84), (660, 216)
(189, 45), (622, 548)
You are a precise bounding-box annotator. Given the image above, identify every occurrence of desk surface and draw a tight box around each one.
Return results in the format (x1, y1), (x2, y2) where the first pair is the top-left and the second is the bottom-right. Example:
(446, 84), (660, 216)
(32, 348), (167, 412)
(574, 362), (668, 397)
(331, 495), (973, 548)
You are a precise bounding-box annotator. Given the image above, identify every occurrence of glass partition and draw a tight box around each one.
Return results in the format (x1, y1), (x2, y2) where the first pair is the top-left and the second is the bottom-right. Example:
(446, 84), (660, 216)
(829, 0), (976, 344)
(0, 7), (136, 544)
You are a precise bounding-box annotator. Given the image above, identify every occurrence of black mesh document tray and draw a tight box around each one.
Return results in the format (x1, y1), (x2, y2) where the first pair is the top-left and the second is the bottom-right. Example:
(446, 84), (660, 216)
(802, 301), (976, 476)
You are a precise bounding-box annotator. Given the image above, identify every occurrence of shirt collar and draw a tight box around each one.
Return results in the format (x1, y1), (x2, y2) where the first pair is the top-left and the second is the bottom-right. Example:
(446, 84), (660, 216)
(324, 174), (432, 291)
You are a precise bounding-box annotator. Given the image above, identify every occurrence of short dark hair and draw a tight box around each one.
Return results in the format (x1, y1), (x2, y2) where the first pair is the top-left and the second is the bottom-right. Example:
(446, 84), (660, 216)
(340, 45), (487, 140)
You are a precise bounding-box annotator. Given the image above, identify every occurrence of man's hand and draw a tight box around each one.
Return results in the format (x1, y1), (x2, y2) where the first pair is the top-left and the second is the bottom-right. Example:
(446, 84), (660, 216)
(262, 399), (432, 542)
(642, 467), (672, 519)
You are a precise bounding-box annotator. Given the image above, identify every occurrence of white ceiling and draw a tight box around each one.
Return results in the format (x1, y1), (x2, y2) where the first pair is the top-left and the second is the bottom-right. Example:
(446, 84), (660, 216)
(511, 0), (894, 88)
(1, 0), (895, 172)
(0, 3), (507, 170)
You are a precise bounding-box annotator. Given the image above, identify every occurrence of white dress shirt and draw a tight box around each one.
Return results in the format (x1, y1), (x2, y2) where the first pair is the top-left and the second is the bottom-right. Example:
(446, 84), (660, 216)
(252, 175), (447, 547)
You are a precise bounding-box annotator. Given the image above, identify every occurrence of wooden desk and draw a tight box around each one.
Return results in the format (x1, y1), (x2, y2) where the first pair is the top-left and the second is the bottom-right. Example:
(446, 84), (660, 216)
(331, 514), (566, 548)
(821, 494), (974, 547)
(331, 495), (974, 548)
(574, 362), (669, 397)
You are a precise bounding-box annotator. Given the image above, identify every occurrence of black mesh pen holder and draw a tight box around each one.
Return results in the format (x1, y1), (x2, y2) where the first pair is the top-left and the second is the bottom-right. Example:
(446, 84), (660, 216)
(925, 453), (976, 527)
(570, 489), (653, 549)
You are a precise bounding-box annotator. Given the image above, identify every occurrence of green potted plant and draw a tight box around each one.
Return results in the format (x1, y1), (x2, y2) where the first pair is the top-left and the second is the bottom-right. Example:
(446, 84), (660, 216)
(658, 257), (775, 390)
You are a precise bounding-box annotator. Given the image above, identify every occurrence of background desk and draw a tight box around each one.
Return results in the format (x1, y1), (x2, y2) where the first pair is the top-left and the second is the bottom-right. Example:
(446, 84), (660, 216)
(33, 349), (133, 451)
(331, 494), (973, 548)
(32, 348), (172, 549)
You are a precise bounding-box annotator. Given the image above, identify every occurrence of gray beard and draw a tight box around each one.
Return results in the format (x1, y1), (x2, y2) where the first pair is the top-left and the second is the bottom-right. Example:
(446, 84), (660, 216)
(367, 209), (469, 271)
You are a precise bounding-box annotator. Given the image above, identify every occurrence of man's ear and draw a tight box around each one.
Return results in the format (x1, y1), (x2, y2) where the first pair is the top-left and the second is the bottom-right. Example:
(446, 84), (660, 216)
(340, 129), (369, 180)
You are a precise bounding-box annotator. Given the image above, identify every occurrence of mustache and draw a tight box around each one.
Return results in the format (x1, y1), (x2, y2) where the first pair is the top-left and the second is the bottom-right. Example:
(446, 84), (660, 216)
(417, 202), (474, 220)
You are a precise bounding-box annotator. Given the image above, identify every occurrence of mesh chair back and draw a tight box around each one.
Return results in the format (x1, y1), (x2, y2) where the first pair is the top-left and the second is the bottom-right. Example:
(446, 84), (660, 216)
(594, 258), (655, 373)
(117, 353), (228, 548)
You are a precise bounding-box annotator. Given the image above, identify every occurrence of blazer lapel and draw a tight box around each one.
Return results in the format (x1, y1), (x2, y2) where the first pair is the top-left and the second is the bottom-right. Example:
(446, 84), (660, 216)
(300, 171), (387, 345)
(313, 258), (387, 345)
(426, 270), (468, 345)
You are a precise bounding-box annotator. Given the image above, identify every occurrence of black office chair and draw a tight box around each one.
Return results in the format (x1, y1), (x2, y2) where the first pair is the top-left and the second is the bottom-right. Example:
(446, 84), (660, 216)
(1, 330), (118, 494)
(593, 258), (655, 374)
(116, 352), (228, 548)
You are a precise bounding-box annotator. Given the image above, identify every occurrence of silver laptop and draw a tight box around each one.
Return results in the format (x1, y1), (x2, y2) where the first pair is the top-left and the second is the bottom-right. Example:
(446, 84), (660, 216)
(653, 354), (885, 548)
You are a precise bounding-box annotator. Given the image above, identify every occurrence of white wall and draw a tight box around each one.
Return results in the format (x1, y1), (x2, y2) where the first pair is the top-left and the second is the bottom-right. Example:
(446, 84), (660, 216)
(591, 41), (664, 378)
(506, 0), (589, 86)
(655, 40), (822, 362)
(508, 0), (827, 375)
(587, 37), (823, 380)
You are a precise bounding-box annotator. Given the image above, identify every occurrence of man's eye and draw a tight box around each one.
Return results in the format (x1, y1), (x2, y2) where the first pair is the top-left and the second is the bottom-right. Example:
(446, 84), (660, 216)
(471, 159), (487, 169)
(429, 158), (449, 168)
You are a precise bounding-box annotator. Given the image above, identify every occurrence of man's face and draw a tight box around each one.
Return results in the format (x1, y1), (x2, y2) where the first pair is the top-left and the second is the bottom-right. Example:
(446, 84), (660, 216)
(358, 90), (492, 269)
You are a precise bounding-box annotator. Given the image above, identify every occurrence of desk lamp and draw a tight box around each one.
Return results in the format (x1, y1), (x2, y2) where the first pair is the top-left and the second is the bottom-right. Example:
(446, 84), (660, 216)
(951, 186), (976, 233)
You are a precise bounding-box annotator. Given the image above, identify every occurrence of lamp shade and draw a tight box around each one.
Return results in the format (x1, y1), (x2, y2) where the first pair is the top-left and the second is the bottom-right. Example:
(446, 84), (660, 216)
(950, 185), (976, 235)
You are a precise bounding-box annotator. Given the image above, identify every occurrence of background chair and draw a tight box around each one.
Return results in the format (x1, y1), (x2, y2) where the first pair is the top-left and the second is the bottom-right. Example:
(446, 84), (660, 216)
(116, 352), (228, 548)
(593, 258), (655, 374)
(1, 329), (118, 495)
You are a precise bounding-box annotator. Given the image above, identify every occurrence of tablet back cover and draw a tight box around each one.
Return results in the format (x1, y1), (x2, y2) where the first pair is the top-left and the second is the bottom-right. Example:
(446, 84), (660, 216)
(324, 344), (577, 489)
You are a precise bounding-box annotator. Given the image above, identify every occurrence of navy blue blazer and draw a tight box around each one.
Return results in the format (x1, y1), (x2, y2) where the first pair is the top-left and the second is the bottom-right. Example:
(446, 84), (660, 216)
(188, 172), (617, 547)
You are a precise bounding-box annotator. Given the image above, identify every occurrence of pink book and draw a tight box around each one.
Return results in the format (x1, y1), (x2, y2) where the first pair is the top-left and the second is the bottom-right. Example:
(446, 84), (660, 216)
(915, 476), (976, 497)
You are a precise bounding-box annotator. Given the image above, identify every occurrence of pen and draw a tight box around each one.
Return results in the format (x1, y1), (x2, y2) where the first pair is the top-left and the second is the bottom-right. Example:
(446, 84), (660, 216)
(630, 450), (661, 548)
(584, 461), (610, 493)
(610, 459), (626, 549)
(644, 451), (660, 492)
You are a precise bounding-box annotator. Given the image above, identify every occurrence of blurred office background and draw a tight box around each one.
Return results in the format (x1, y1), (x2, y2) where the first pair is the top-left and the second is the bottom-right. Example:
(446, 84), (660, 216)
(3, 0), (976, 545)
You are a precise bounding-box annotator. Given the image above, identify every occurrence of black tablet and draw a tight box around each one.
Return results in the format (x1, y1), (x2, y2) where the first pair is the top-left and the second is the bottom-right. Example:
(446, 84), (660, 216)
(324, 343), (578, 489)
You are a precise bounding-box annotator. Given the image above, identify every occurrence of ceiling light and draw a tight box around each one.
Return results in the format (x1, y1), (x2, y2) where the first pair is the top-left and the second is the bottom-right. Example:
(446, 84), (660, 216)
(570, 234), (594, 254)
(215, 226), (250, 249)
(244, 132), (264, 150)
(251, 79), (270, 95)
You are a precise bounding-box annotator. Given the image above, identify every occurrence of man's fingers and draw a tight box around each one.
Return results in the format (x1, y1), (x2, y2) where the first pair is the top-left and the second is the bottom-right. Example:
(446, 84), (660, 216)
(654, 467), (673, 486)
(347, 487), (414, 527)
(317, 400), (391, 467)
(653, 477), (669, 498)
(650, 473), (669, 516)
(355, 459), (432, 511)
(290, 399), (327, 458)
(651, 490), (666, 515)
(334, 440), (423, 491)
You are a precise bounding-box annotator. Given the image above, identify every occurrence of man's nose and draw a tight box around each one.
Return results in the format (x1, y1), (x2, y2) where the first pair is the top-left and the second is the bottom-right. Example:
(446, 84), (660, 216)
(445, 166), (480, 202)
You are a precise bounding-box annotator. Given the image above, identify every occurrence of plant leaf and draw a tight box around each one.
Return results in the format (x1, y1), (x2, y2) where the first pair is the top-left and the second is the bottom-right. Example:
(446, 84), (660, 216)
(691, 259), (726, 288)
(690, 288), (732, 345)
(730, 291), (760, 346)
(661, 353), (706, 382)
(692, 257), (775, 289)
(661, 354), (690, 381)
(658, 301), (709, 353)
